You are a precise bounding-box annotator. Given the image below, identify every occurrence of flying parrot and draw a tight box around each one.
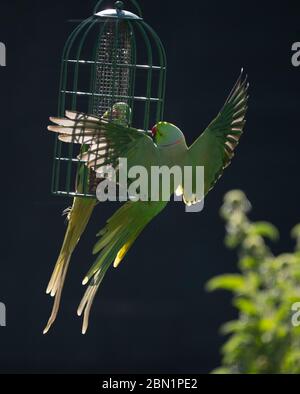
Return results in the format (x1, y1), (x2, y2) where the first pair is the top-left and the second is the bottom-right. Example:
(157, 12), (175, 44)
(43, 102), (131, 334)
(47, 71), (249, 334)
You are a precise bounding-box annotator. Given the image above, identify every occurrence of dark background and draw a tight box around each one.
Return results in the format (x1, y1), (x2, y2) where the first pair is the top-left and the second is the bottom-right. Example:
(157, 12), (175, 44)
(0, 0), (300, 374)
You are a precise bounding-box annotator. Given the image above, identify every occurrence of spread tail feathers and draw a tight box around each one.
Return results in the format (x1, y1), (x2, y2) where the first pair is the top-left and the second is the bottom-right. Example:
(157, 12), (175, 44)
(43, 197), (97, 334)
(78, 200), (167, 334)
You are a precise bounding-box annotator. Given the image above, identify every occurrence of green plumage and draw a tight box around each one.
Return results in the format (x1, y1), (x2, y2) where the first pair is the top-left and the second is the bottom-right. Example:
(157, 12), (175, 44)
(78, 200), (167, 334)
(47, 71), (249, 333)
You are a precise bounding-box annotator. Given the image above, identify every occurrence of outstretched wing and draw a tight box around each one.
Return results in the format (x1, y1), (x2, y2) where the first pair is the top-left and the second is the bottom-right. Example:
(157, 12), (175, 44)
(184, 70), (249, 203)
(78, 199), (167, 334)
(48, 111), (159, 174)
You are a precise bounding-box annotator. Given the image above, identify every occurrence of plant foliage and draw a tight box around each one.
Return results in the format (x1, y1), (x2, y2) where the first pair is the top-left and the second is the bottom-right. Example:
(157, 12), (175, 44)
(207, 190), (300, 374)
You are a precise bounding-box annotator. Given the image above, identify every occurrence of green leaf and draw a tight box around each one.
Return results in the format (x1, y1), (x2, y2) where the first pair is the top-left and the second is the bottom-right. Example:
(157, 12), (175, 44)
(291, 224), (300, 239)
(206, 274), (246, 292)
(234, 298), (257, 315)
(239, 256), (257, 270)
(220, 320), (242, 335)
(248, 222), (279, 241)
(211, 367), (232, 374)
(259, 318), (276, 332)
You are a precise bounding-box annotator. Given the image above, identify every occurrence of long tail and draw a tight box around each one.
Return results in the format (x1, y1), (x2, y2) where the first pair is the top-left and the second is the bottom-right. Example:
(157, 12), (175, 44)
(78, 200), (167, 334)
(43, 197), (97, 334)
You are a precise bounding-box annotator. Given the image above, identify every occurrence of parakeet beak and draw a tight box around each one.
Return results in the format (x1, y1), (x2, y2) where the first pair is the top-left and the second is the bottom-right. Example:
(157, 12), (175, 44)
(151, 125), (158, 140)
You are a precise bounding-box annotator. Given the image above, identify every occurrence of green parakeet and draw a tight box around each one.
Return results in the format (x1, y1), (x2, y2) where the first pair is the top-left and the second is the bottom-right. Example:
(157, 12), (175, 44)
(48, 72), (249, 333)
(44, 102), (131, 334)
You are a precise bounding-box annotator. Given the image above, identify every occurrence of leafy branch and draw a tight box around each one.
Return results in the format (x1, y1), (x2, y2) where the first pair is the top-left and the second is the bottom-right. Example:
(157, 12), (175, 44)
(207, 190), (300, 374)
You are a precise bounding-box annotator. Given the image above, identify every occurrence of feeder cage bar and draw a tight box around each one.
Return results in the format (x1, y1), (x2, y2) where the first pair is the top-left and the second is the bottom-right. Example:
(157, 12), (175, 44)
(51, 0), (167, 198)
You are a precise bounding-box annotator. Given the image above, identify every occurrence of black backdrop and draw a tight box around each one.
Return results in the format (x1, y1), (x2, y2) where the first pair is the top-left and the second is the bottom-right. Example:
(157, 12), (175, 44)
(0, 0), (300, 374)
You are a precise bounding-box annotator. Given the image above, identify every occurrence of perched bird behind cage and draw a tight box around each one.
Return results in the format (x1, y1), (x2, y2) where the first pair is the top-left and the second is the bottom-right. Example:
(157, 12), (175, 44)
(44, 102), (130, 334)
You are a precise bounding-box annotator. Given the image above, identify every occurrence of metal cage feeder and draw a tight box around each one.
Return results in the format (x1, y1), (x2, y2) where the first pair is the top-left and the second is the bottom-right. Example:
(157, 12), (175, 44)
(51, 0), (167, 198)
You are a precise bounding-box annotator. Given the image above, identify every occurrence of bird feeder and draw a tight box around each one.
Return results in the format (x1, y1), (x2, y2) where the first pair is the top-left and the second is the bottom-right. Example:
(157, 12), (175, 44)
(51, 0), (167, 197)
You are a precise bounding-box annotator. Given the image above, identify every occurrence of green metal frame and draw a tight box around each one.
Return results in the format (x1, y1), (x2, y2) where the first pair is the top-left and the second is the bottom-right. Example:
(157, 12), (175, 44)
(51, 0), (167, 198)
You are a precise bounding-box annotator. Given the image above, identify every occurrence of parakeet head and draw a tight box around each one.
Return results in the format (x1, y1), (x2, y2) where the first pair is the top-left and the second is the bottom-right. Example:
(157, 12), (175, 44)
(151, 121), (185, 147)
(102, 102), (131, 126)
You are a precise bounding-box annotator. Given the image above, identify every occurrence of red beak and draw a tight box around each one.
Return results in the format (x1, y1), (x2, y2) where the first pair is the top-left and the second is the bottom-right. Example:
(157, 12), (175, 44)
(151, 125), (157, 138)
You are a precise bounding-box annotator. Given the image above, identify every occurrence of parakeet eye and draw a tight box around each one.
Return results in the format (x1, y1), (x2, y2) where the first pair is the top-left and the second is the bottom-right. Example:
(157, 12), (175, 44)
(151, 126), (157, 137)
